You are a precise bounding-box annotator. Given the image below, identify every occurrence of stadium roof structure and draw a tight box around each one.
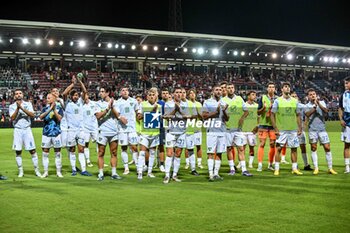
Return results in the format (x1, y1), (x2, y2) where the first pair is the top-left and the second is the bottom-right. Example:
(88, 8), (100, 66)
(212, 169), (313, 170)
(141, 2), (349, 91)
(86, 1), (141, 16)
(1, 19), (350, 70)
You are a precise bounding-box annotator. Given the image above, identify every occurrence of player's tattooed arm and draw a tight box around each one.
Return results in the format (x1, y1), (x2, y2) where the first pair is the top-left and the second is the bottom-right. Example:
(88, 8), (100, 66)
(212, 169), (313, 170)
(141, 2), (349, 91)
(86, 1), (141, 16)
(18, 102), (35, 118)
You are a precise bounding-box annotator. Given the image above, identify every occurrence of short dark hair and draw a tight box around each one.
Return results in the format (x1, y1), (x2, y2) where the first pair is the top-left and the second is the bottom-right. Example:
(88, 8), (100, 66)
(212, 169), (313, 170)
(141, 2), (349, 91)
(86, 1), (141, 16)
(281, 82), (291, 88)
(187, 88), (196, 96)
(267, 81), (275, 87)
(174, 87), (182, 93)
(162, 88), (169, 93)
(247, 90), (256, 96)
(220, 81), (228, 86)
(69, 90), (78, 98)
(14, 89), (22, 93)
(344, 76), (350, 82)
(307, 88), (316, 94)
(100, 86), (112, 96)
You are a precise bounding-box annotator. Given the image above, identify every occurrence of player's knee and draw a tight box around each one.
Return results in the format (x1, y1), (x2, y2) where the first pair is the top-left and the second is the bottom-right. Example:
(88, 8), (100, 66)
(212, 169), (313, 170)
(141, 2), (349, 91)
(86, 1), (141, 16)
(29, 149), (36, 154)
(324, 144), (331, 152)
(311, 145), (317, 151)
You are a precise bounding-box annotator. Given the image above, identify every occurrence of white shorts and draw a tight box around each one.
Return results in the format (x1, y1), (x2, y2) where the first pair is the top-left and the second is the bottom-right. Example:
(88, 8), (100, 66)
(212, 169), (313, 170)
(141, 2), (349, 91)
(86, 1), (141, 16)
(61, 129), (68, 147)
(41, 135), (62, 149)
(341, 126), (350, 143)
(12, 127), (36, 151)
(96, 133), (118, 146)
(243, 132), (257, 146)
(276, 131), (300, 148)
(67, 130), (85, 147)
(309, 131), (330, 144)
(81, 130), (98, 144)
(194, 131), (202, 146)
(207, 133), (226, 154)
(118, 132), (139, 146)
(298, 131), (306, 145)
(166, 132), (193, 149)
(139, 134), (159, 149)
(226, 131), (246, 147)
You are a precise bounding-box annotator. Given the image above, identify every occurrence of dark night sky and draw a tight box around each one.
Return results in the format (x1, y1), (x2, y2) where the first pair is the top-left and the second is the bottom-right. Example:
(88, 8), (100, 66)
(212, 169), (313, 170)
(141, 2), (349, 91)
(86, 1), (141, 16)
(1, 0), (350, 46)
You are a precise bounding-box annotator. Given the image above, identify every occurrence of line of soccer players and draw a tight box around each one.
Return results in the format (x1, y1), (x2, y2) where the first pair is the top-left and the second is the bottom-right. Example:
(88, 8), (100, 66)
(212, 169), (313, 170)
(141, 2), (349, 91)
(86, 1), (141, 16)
(9, 75), (350, 182)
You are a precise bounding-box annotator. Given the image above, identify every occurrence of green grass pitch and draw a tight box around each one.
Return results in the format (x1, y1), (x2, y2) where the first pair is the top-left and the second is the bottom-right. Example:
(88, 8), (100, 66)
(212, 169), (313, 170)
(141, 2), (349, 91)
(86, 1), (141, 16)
(0, 121), (349, 233)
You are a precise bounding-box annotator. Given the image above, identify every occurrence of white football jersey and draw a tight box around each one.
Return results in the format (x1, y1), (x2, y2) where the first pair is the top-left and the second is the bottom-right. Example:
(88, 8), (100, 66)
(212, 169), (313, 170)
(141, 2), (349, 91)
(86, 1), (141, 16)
(9, 101), (34, 129)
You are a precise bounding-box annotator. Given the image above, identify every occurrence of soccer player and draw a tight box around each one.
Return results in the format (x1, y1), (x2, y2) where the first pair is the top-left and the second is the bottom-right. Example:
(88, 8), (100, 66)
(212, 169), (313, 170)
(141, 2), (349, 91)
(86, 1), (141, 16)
(136, 88), (160, 180)
(339, 76), (350, 173)
(63, 77), (91, 176)
(202, 85), (228, 181)
(9, 89), (41, 177)
(222, 84), (252, 176)
(95, 86), (121, 181)
(305, 89), (337, 175)
(163, 87), (198, 183)
(291, 91), (312, 170)
(188, 89), (204, 169)
(156, 89), (169, 172)
(242, 91), (258, 169)
(115, 87), (139, 175)
(39, 93), (64, 178)
(270, 82), (303, 176)
(81, 92), (98, 167)
(257, 82), (278, 172)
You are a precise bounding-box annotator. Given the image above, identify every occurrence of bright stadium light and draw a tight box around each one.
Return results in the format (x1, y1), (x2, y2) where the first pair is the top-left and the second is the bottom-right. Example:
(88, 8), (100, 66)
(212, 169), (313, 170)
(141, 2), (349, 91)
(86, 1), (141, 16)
(183, 47), (188, 52)
(197, 48), (204, 55)
(59, 41), (64, 46)
(174, 48), (178, 51)
(35, 39), (41, 45)
(212, 48), (219, 56)
(48, 39), (54, 46)
(121, 44), (126, 49)
(131, 45), (136, 50)
(9, 38), (13, 43)
(348, 58), (350, 64)
(248, 52), (251, 56)
(22, 38), (29, 45)
(342, 58), (347, 63)
(192, 48), (197, 53)
(115, 43), (119, 49)
(272, 53), (278, 59)
(107, 43), (112, 48)
(70, 41), (74, 46)
(265, 53), (268, 57)
(323, 56), (329, 62)
(79, 40), (86, 48)
(154, 46), (158, 51)
(329, 57), (334, 63)
(164, 47), (168, 51)
(257, 53), (260, 56)
(98, 43), (101, 47)
(233, 50), (238, 56)
(240, 51), (245, 56)
(309, 56), (314, 61)
(287, 54), (293, 60)
(334, 57), (339, 63)
(142, 45), (148, 51)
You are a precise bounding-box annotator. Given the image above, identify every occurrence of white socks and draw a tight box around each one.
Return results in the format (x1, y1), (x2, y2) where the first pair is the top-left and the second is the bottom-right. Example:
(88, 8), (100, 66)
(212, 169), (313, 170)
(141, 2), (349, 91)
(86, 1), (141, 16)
(42, 152), (49, 172)
(185, 157), (189, 166)
(275, 162), (280, 171)
(292, 162), (298, 170)
(214, 160), (221, 176)
(240, 161), (247, 172)
(137, 151), (146, 173)
(121, 151), (129, 169)
(165, 156), (172, 177)
(111, 167), (117, 176)
(78, 153), (86, 172)
(132, 152), (138, 164)
(189, 150), (196, 171)
(84, 148), (90, 163)
(16, 155), (23, 168)
(208, 159), (214, 177)
(55, 152), (62, 172)
(173, 157), (181, 176)
(69, 152), (76, 171)
(325, 152), (333, 169)
(311, 151), (318, 169)
(197, 158), (202, 166)
(148, 149), (156, 174)
(31, 153), (39, 170)
(249, 156), (254, 166)
(228, 160), (235, 170)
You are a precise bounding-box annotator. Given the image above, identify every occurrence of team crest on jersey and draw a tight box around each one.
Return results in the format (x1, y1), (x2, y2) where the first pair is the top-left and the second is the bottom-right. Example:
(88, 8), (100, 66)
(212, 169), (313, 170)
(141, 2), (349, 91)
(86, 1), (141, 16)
(144, 112), (161, 129)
